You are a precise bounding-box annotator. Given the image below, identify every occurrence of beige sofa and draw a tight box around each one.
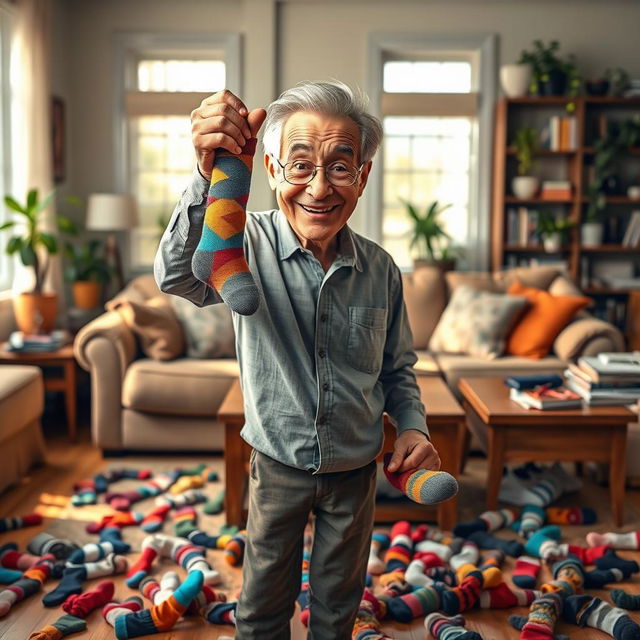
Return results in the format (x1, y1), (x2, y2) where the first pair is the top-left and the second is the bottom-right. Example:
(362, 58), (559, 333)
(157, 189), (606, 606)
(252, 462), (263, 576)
(74, 265), (625, 453)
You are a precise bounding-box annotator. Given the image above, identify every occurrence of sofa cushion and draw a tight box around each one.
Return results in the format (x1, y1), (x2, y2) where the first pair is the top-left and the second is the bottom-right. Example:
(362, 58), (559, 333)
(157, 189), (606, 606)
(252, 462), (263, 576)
(0, 365), (43, 442)
(429, 285), (528, 359)
(493, 266), (561, 292)
(402, 266), (446, 350)
(122, 358), (240, 416)
(106, 295), (185, 361)
(506, 281), (591, 359)
(170, 297), (236, 359)
(553, 317), (626, 361)
(445, 271), (498, 296)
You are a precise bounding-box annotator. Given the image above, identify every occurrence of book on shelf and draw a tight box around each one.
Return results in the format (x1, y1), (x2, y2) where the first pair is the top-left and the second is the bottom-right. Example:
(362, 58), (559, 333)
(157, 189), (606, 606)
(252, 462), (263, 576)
(509, 386), (582, 410)
(622, 211), (640, 248)
(5, 330), (71, 353)
(506, 207), (540, 246)
(547, 116), (577, 151)
(540, 180), (572, 200)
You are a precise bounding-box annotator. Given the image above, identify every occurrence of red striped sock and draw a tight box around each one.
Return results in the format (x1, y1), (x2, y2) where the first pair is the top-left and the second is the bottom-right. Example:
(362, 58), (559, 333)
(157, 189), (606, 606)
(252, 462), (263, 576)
(513, 556), (541, 589)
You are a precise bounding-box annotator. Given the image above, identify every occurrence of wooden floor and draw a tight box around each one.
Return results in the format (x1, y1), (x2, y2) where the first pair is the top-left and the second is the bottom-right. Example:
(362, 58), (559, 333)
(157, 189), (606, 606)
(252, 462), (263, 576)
(1, 411), (640, 639)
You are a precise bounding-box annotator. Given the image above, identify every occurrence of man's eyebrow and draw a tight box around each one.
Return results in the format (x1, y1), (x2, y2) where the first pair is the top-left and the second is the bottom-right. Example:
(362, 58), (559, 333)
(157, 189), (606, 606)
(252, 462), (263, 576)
(288, 142), (313, 154)
(333, 144), (354, 157)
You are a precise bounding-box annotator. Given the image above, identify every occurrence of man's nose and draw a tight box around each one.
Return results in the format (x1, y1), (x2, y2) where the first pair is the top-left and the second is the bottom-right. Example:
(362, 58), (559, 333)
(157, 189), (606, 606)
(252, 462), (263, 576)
(306, 168), (333, 199)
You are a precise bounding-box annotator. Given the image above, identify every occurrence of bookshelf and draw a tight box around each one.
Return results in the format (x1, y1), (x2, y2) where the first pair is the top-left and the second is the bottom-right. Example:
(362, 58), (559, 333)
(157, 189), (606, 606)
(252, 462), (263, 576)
(491, 96), (640, 336)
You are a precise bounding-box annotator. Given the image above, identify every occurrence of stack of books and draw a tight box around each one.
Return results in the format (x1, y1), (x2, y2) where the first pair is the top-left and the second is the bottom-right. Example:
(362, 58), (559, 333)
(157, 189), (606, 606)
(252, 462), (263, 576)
(540, 180), (572, 200)
(621, 211), (640, 249)
(5, 330), (71, 353)
(565, 352), (640, 406)
(509, 385), (582, 410)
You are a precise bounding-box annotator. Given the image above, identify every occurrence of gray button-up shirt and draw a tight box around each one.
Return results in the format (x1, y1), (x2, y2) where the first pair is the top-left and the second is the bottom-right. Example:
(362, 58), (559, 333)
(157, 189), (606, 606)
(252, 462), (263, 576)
(154, 170), (427, 473)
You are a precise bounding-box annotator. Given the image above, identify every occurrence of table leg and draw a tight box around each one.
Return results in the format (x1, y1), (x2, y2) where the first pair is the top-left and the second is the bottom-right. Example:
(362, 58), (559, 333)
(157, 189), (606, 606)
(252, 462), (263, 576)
(64, 360), (77, 442)
(610, 426), (627, 527)
(486, 425), (505, 511)
(225, 420), (246, 527)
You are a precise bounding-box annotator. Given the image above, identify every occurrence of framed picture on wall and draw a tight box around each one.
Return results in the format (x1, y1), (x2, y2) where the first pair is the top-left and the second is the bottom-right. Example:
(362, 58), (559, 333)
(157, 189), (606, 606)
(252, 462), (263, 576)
(52, 96), (65, 183)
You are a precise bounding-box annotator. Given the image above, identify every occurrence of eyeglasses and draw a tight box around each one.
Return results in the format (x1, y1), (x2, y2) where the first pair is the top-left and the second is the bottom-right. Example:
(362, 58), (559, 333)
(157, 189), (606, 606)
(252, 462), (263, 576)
(276, 158), (364, 187)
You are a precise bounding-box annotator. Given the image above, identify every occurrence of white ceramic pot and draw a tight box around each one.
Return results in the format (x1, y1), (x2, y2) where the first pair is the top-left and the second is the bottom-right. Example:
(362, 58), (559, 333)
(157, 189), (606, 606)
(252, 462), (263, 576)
(500, 63), (533, 98)
(543, 233), (562, 253)
(512, 176), (539, 199)
(580, 222), (604, 247)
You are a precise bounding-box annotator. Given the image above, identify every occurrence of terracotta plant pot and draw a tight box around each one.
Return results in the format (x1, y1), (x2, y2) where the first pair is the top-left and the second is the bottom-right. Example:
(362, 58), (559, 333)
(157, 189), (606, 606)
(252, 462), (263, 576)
(13, 292), (57, 334)
(413, 258), (456, 273)
(72, 281), (102, 309)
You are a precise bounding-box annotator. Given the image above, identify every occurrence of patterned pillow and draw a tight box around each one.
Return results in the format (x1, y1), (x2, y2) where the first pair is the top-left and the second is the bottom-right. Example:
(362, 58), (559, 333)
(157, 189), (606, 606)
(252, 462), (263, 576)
(170, 296), (236, 359)
(429, 285), (528, 359)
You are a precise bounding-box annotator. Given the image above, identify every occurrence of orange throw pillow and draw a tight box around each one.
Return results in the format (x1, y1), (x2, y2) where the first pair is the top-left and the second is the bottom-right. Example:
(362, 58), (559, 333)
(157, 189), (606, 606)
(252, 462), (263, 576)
(506, 280), (591, 359)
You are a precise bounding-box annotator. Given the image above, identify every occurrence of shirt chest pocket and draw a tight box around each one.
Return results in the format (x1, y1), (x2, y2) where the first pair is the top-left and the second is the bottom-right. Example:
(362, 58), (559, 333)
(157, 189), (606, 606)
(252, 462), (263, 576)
(347, 306), (387, 374)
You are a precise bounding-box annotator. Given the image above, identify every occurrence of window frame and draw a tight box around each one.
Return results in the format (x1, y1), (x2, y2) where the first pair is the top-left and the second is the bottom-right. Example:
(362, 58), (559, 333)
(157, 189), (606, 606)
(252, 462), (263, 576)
(367, 32), (497, 271)
(113, 31), (241, 273)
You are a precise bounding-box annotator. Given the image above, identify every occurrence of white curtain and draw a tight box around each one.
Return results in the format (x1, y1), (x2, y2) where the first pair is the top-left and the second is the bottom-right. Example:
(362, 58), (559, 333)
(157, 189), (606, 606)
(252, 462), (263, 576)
(11, 0), (65, 313)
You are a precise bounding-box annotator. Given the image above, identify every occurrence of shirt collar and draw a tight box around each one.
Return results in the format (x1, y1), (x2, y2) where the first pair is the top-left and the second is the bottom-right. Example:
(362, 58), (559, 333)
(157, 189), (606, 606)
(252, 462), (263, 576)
(276, 209), (362, 272)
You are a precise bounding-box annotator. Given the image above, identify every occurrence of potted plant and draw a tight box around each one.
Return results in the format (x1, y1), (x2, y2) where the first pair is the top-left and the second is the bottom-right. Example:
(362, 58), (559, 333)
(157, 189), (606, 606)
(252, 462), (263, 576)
(536, 212), (574, 252)
(500, 61), (532, 98)
(1, 189), (75, 333)
(402, 199), (455, 271)
(512, 126), (539, 199)
(518, 40), (581, 97)
(606, 67), (630, 97)
(64, 239), (112, 309)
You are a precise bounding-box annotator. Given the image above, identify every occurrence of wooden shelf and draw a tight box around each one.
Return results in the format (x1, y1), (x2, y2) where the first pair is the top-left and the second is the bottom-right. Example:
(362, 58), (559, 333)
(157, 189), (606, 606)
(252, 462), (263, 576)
(584, 288), (640, 295)
(584, 146), (640, 155)
(580, 245), (640, 253)
(504, 245), (569, 253)
(506, 147), (577, 156)
(505, 196), (574, 204)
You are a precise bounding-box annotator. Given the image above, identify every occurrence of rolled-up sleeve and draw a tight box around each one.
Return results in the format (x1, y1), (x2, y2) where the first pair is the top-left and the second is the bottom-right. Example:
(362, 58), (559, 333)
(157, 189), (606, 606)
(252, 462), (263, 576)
(380, 266), (428, 437)
(153, 170), (222, 308)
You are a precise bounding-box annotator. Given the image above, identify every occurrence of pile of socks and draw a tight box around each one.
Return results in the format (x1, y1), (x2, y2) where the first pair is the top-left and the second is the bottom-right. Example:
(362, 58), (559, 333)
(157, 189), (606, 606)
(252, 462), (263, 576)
(498, 463), (583, 507)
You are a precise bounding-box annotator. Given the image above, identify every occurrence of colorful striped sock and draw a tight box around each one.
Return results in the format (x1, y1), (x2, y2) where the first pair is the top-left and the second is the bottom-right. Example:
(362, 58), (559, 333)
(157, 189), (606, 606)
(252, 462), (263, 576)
(586, 530), (640, 550)
(367, 531), (390, 575)
(140, 571), (180, 605)
(386, 584), (440, 622)
(0, 512), (42, 533)
(453, 508), (517, 538)
(141, 504), (171, 533)
(62, 580), (114, 618)
(584, 568), (626, 589)
(298, 523), (313, 627)
(468, 531), (524, 558)
(513, 556), (541, 588)
(352, 590), (392, 640)
(126, 536), (162, 588)
(173, 541), (221, 585)
(188, 524), (238, 550)
(383, 521), (412, 573)
(559, 543), (609, 565)
(450, 541), (480, 571)
(524, 526), (563, 562)
(595, 549), (639, 577)
(28, 533), (78, 560)
(415, 539), (453, 563)
(0, 555), (53, 616)
(478, 581), (538, 609)
(176, 463), (218, 482)
(174, 506), (198, 538)
(563, 594), (640, 639)
(540, 557), (585, 598)
(203, 488), (225, 515)
(105, 471), (179, 511)
(170, 475), (205, 496)
(86, 510), (143, 534)
(203, 600), (237, 625)
(611, 589), (640, 611)
(439, 570), (484, 615)
(0, 566), (22, 583)
(27, 614), (86, 639)
(224, 530), (247, 566)
(546, 507), (596, 525)
(425, 612), (483, 640)
(192, 139), (260, 316)
(156, 489), (207, 510)
(0, 544), (41, 571)
(508, 591), (563, 640)
(99, 527), (131, 554)
(383, 453), (458, 505)
(102, 597), (144, 632)
(517, 504), (546, 539)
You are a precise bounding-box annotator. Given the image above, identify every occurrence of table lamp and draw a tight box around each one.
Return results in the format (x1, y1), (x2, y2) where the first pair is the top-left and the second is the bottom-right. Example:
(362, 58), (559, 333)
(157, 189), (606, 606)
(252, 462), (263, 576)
(86, 193), (138, 291)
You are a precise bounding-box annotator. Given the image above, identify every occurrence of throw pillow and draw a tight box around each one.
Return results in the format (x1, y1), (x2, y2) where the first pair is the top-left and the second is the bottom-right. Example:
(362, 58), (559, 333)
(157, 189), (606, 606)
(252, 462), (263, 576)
(170, 296), (236, 359)
(505, 280), (592, 359)
(107, 295), (185, 361)
(428, 285), (528, 359)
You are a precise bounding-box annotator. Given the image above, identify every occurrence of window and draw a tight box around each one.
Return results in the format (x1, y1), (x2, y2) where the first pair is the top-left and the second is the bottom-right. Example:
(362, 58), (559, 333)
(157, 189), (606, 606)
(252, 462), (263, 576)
(367, 34), (496, 270)
(117, 34), (240, 269)
(0, 4), (13, 291)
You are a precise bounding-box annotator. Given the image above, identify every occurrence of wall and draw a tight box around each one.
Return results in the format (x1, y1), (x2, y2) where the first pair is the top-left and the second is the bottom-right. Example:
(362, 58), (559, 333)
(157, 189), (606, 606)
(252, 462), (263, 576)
(59, 0), (640, 263)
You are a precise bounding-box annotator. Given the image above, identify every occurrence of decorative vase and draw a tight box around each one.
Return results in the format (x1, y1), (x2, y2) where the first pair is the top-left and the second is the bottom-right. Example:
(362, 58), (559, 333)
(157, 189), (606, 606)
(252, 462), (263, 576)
(512, 176), (539, 199)
(500, 63), (533, 98)
(543, 233), (562, 253)
(413, 258), (456, 273)
(580, 222), (604, 247)
(72, 281), (102, 309)
(13, 292), (58, 334)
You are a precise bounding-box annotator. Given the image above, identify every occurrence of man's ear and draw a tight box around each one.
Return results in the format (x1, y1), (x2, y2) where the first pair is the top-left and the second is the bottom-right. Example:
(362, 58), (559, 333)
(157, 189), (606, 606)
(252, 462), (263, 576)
(357, 161), (373, 197)
(264, 154), (278, 191)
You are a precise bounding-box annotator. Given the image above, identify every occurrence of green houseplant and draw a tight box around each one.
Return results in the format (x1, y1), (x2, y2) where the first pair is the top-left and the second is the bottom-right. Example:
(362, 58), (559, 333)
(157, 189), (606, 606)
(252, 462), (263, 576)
(518, 40), (581, 98)
(536, 212), (574, 252)
(0, 189), (75, 333)
(512, 126), (539, 199)
(64, 239), (112, 309)
(403, 199), (455, 270)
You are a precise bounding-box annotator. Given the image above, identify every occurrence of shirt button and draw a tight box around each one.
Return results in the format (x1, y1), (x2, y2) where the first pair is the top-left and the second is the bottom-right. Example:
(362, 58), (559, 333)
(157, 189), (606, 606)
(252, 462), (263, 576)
(318, 349), (326, 358)
(322, 382), (330, 391)
(320, 313), (328, 322)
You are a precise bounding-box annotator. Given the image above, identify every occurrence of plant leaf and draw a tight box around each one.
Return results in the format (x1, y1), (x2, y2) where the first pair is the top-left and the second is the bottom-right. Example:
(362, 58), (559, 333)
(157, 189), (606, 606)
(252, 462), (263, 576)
(39, 232), (58, 254)
(0, 221), (15, 231)
(20, 244), (36, 266)
(4, 196), (26, 215)
(6, 236), (23, 254)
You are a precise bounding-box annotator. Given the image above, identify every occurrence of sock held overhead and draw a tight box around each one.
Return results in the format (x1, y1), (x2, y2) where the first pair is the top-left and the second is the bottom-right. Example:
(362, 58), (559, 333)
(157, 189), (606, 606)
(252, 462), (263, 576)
(383, 453), (458, 505)
(192, 139), (260, 315)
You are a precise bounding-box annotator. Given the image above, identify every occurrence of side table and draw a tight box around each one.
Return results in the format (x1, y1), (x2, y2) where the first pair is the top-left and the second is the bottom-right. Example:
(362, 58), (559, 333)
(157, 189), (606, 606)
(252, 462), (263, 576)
(0, 344), (78, 441)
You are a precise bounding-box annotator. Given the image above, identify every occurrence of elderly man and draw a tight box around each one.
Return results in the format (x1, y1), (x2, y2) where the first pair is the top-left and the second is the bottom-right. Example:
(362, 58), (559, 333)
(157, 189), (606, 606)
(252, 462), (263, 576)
(155, 81), (441, 640)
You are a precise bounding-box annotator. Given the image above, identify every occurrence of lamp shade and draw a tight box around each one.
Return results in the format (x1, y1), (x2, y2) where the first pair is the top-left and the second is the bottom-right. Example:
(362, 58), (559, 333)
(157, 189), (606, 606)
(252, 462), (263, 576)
(86, 193), (138, 231)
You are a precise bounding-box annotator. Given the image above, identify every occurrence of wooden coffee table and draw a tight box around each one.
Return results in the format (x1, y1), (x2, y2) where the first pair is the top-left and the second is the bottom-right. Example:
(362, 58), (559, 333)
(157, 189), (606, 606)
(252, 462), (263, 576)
(218, 376), (465, 530)
(458, 376), (635, 526)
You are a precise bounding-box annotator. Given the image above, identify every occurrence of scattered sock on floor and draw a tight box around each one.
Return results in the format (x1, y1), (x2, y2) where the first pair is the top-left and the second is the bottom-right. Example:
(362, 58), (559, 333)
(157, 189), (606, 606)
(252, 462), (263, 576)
(203, 600), (237, 625)
(518, 505), (546, 539)
(140, 571), (181, 605)
(453, 508), (517, 538)
(156, 490), (207, 510)
(99, 527), (131, 554)
(0, 513), (42, 533)
(383, 453), (458, 505)
(203, 488), (225, 515)
(28, 533), (78, 560)
(141, 504), (171, 533)
(62, 580), (114, 618)
(28, 614), (86, 639)
(584, 568), (626, 589)
(595, 549), (639, 577)
(102, 597), (144, 634)
(126, 537), (162, 588)
(611, 589), (640, 611)
(512, 556), (541, 589)
(43, 554), (127, 607)
(0, 566), (22, 584)
(367, 531), (390, 575)
(386, 584), (440, 622)
(564, 594), (640, 640)
(508, 591), (564, 640)
(541, 557), (585, 598)
(173, 506), (199, 538)
(170, 475), (205, 496)
(414, 539), (453, 563)
(478, 581), (537, 609)
(383, 521), (412, 573)
(546, 507), (596, 525)
(192, 138), (261, 315)
(468, 531), (523, 558)
(524, 526), (564, 562)
(0, 544), (41, 571)
(439, 571), (484, 615)
(0, 555), (53, 616)
(352, 590), (392, 640)
(425, 612), (482, 640)
(86, 511), (143, 534)
(450, 541), (480, 571)
(586, 530), (640, 550)
(224, 530), (247, 566)
(174, 541), (221, 585)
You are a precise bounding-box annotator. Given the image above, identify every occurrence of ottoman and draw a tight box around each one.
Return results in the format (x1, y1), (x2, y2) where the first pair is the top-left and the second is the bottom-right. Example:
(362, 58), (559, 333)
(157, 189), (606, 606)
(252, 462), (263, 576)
(0, 365), (46, 493)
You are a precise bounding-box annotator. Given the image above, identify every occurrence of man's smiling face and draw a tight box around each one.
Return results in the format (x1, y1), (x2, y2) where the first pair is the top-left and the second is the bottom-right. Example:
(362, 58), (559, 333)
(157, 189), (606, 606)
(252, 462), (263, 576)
(265, 111), (371, 258)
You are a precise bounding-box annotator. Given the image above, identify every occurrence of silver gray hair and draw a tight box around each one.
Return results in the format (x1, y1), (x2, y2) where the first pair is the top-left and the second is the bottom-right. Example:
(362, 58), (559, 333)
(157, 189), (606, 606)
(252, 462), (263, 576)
(262, 81), (383, 164)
